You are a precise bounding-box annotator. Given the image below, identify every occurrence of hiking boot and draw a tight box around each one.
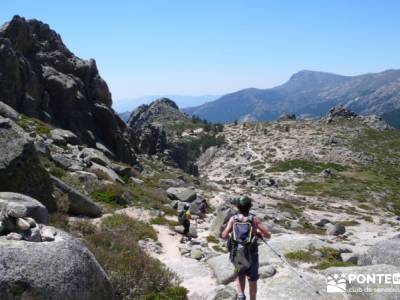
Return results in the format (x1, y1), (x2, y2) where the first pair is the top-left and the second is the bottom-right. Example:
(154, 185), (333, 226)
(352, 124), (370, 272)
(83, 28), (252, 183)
(237, 294), (246, 300)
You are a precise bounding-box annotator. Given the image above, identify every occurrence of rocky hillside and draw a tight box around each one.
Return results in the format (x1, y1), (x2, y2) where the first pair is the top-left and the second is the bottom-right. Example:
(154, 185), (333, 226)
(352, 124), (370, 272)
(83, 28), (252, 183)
(127, 98), (224, 175)
(0, 16), (136, 164)
(184, 69), (400, 125)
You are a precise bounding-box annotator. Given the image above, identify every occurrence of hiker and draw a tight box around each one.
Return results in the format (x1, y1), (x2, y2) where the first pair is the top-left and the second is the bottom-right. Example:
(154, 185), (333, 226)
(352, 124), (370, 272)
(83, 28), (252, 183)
(221, 196), (270, 300)
(178, 204), (191, 242)
(198, 199), (209, 218)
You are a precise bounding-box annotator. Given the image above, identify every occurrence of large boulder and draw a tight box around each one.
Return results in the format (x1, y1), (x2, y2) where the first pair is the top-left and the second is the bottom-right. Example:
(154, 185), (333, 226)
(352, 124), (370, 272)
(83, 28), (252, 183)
(209, 204), (236, 237)
(51, 176), (102, 217)
(358, 237), (400, 267)
(0, 116), (55, 211)
(207, 254), (235, 284)
(166, 187), (197, 202)
(0, 228), (114, 300)
(0, 101), (19, 120)
(0, 16), (136, 165)
(0, 192), (48, 224)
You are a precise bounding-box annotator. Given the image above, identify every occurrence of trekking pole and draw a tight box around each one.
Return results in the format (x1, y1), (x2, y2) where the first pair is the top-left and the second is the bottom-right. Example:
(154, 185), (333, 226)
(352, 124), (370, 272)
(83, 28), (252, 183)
(260, 237), (321, 296)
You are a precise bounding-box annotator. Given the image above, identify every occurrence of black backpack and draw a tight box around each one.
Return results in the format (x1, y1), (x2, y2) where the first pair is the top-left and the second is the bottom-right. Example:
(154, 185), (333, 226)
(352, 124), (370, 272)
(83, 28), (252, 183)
(228, 214), (257, 274)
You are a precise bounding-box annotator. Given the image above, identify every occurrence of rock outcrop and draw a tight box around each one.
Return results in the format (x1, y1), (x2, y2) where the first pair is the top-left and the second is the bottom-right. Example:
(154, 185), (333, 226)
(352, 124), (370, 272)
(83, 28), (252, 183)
(0, 192), (49, 225)
(0, 228), (114, 300)
(0, 16), (136, 164)
(0, 116), (55, 211)
(127, 98), (199, 175)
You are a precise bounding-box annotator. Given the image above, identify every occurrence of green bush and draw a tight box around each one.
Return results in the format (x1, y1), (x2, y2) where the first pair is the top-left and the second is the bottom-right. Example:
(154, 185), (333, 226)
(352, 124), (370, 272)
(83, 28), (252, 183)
(77, 215), (184, 300)
(267, 159), (347, 173)
(91, 184), (128, 208)
(141, 287), (188, 300)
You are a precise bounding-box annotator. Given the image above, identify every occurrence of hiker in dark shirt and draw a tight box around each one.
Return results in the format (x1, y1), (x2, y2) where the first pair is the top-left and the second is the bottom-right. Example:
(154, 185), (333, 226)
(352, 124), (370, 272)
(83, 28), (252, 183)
(198, 199), (209, 218)
(221, 196), (270, 300)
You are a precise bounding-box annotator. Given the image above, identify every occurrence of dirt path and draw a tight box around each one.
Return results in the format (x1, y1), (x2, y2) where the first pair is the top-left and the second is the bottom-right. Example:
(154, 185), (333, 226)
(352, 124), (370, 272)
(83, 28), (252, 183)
(152, 225), (220, 300)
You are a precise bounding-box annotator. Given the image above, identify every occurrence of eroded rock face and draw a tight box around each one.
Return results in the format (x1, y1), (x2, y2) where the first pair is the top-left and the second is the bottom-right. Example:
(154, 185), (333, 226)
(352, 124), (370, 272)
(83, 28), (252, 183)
(0, 116), (55, 211)
(0, 16), (136, 165)
(0, 228), (114, 300)
(127, 98), (199, 175)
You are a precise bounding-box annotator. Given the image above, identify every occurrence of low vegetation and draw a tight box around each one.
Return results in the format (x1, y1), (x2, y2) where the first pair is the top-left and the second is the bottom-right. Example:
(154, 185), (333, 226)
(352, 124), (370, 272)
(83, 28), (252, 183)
(285, 247), (354, 270)
(50, 214), (187, 300)
(17, 115), (52, 136)
(296, 128), (400, 215)
(267, 159), (347, 173)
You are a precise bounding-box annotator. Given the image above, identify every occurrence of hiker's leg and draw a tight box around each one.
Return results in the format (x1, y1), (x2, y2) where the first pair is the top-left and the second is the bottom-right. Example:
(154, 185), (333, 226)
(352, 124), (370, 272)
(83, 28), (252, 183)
(236, 275), (246, 295)
(249, 280), (257, 300)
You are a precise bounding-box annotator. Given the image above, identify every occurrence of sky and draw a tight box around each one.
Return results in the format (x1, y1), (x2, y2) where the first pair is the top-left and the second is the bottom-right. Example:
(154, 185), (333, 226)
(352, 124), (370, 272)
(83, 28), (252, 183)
(2, 1), (400, 106)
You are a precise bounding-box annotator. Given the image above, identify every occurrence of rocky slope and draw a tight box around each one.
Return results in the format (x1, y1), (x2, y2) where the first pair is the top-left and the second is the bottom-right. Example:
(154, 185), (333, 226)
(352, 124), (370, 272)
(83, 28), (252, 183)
(184, 69), (400, 124)
(127, 98), (224, 175)
(0, 16), (136, 164)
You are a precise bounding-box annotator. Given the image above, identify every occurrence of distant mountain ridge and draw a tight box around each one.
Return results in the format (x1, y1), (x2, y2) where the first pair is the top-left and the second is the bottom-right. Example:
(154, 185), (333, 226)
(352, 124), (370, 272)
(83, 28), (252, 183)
(113, 94), (220, 114)
(184, 69), (400, 126)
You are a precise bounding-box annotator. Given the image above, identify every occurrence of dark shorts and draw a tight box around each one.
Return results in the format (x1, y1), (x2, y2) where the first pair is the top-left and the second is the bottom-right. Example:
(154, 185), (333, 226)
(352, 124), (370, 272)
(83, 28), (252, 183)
(238, 252), (259, 281)
(182, 219), (190, 234)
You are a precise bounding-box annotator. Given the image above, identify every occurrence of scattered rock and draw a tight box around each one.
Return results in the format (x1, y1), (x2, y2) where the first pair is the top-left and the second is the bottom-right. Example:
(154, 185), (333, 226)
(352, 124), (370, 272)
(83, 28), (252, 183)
(166, 187), (197, 202)
(340, 252), (359, 264)
(213, 286), (236, 300)
(51, 176), (102, 217)
(278, 113), (296, 121)
(50, 128), (80, 146)
(325, 223), (346, 236)
(6, 232), (22, 241)
(16, 218), (30, 231)
(190, 249), (204, 260)
(0, 101), (19, 120)
(159, 178), (186, 187)
(259, 265), (277, 278)
(315, 218), (331, 227)
(0, 192), (48, 224)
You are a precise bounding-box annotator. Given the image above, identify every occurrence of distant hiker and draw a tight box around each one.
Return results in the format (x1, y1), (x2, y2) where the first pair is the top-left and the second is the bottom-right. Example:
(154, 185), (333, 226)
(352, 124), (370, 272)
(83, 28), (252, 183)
(221, 196), (270, 300)
(178, 204), (191, 242)
(198, 199), (209, 218)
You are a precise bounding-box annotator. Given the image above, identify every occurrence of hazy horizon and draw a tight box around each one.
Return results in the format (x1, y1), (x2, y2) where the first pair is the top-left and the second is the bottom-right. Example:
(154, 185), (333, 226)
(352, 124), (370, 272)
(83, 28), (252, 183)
(2, 1), (400, 106)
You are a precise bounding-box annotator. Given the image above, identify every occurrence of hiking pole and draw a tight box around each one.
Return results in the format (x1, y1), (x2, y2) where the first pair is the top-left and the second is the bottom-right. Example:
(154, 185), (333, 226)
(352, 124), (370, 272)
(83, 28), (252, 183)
(260, 238), (321, 296)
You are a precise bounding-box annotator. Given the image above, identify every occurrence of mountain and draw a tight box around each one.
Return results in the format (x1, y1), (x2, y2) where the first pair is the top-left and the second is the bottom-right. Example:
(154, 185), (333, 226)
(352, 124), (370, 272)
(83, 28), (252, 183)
(113, 94), (220, 114)
(0, 15), (136, 164)
(184, 70), (400, 124)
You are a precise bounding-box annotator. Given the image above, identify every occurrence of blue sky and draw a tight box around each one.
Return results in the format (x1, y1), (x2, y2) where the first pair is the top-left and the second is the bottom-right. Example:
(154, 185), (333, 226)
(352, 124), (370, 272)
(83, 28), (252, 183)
(2, 1), (400, 104)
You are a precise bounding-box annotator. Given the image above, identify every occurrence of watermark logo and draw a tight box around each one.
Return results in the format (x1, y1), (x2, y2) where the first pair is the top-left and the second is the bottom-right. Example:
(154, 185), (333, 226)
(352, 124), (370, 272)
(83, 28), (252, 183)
(326, 273), (400, 294)
(326, 274), (347, 293)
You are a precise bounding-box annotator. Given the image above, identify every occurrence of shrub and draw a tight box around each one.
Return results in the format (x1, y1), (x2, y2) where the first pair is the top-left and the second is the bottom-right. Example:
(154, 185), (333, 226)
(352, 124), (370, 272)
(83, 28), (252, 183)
(267, 159), (347, 173)
(77, 215), (184, 300)
(91, 184), (128, 208)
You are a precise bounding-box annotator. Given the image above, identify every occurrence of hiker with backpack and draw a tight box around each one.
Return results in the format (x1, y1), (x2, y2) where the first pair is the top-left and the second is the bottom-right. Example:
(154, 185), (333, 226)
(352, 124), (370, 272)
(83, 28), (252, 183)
(221, 196), (270, 300)
(178, 204), (191, 243)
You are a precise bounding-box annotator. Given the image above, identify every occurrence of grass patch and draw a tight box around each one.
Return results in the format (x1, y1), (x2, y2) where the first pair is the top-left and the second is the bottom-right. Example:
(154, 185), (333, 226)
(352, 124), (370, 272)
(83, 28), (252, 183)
(285, 247), (355, 270)
(337, 220), (360, 227)
(50, 214), (186, 299)
(276, 202), (302, 217)
(91, 184), (129, 208)
(313, 261), (355, 270)
(212, 245), (228, 253)
(206, 235), (219, 244)
(267, 159), (347, 173)
(17, 115), (52, 136)
(150, 216), (180, 227)
(296, 128), (400, 215)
